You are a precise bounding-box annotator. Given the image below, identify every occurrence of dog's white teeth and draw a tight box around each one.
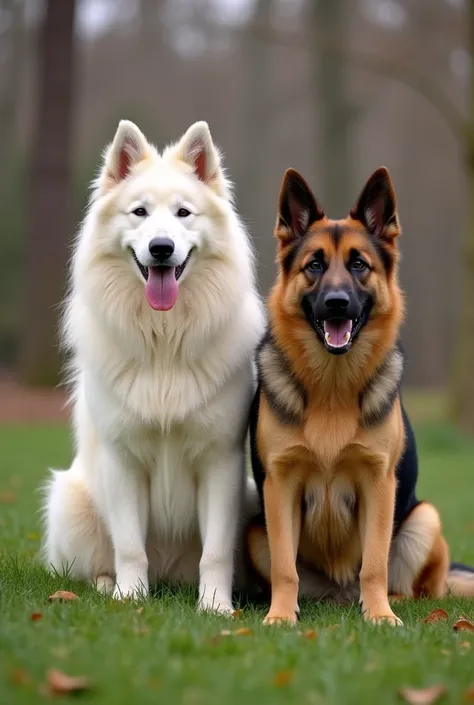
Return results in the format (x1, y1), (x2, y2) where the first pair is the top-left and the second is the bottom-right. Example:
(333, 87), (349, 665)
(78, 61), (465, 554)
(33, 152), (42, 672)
(343, 331), (351, 344)
(325, 332), (331, 344)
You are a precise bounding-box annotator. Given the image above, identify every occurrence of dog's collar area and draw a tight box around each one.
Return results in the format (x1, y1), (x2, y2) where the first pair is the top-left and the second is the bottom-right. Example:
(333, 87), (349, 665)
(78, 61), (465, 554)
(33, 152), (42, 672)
(131, 248), (194, 282)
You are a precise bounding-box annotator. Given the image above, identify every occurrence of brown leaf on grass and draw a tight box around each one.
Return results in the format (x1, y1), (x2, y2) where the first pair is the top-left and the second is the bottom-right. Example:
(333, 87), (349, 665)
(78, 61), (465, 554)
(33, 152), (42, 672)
(133, 626), (150, 635)
(300, 629), (317, 640)
(48, 590), (79, 602)
(234, 627), (253, 636)
(464, 685), (474, 701)
(399, 684), (447, 705)
(272, 670), (294, 688)
(232, 609), (243, 620)
(422, 609), (449, 624)
(10, 668), (31, 686)
(0, 491), (16, 504)
(365, 661), (378, 673)
(46, 669), (90, 695)
(453, 618), (474, 632)
(30, 612), (43, 622)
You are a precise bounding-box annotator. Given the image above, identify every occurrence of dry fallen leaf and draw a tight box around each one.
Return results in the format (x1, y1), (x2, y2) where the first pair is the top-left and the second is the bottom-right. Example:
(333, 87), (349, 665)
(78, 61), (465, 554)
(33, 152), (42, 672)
(464, 685), (474, 701)
(10, 668), (31, 686)
(301, 629), (317, 640)
(364, 661), (378, 673)
(48, 590), (79, 602)
(133, 626), (150, 635)
(30, 612), (43, 622)
(272, 670), (294, 687)
(232, 609), (243, 620)
(0, 491), (16, 504)
(46, 669), (90, 695)
(399, 684), (447, 705)
(453, 618), (474, 633)
(234, 627), (253, 636)
(422, 609), (449, 624)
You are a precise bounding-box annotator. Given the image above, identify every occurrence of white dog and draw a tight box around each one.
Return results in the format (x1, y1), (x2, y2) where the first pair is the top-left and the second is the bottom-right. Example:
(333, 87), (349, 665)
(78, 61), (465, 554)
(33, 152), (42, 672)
(43, 120), (264, 613)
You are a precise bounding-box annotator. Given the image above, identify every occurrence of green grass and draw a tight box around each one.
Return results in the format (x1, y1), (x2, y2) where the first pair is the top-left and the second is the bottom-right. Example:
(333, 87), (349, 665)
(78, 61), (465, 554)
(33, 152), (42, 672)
(0, 423), (473, 705)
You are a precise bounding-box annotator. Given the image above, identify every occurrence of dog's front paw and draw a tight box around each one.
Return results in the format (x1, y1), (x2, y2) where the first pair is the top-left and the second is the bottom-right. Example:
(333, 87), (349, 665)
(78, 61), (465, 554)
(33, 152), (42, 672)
(362, 605), (403, 626)
(112, 583), (147, 601)
(263, 609), (298, 626)
(197, 594), (234, 616)
(96, 574), (115, 594)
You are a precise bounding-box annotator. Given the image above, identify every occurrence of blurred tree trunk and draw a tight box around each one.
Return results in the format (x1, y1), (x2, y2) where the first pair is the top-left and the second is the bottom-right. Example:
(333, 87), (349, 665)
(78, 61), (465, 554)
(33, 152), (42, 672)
(0, 0), (23, 166)
(451, 0), (474, 434)
(17, 0), (76, 385)
(312, 0), (354, 218)
(238, 0), (272, 294)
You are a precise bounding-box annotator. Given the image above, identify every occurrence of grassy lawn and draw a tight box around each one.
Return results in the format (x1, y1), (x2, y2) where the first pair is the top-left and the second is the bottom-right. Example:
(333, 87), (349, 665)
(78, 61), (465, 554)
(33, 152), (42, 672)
(0, 421), (473, 705)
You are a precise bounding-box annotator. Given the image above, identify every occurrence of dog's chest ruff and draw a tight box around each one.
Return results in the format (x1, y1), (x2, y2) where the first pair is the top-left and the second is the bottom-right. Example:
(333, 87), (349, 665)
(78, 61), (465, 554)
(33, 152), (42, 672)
(257, 331), (306, 425)
(359, 344), (404, 427)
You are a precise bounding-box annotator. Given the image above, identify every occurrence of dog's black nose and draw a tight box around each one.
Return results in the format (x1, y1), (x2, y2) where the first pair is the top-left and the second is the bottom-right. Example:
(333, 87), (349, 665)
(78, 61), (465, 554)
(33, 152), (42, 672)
(149, 237), (175, 261)
(324, 290), (350, 311)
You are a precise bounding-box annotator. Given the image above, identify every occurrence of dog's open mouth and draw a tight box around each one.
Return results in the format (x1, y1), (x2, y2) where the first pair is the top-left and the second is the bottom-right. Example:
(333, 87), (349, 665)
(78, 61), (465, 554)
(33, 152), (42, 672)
(131, 248), (193, 311)
(131, 249), (193, 282)
(315, 306), (370, 355)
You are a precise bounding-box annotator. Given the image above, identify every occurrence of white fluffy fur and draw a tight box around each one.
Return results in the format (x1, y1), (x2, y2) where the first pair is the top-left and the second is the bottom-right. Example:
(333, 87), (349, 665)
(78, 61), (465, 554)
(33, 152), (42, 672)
(43, 120), (265, 613)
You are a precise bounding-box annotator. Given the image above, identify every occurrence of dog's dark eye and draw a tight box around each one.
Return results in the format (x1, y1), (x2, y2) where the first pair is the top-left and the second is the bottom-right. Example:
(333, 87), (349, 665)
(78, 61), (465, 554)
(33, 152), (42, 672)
(351, 258), (368, 272)
(132, 207), (148, 217)
(306, 259), (324, 273)
(177, 208), (191, 218)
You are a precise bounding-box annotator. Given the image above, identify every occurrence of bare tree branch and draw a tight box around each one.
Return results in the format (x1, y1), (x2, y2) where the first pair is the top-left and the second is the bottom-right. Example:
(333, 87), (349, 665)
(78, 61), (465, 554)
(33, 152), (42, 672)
(247, 23), (467, 143)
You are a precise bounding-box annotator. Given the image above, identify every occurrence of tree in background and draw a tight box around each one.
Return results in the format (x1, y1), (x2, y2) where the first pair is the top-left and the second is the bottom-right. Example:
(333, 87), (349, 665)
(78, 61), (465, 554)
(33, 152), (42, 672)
(18, 0), (76, 385)
(313, 0), (354, 218)
(451, 0), (474, 434)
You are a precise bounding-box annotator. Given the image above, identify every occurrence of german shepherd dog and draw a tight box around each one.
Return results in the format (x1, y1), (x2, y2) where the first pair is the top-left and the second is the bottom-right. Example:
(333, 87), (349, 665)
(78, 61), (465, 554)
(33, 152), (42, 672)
(247, 167), (474, 626)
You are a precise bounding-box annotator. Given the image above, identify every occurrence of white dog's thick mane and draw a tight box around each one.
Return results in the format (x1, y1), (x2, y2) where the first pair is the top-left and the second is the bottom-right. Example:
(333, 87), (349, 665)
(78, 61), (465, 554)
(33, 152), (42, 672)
(60, 121), (264, 427)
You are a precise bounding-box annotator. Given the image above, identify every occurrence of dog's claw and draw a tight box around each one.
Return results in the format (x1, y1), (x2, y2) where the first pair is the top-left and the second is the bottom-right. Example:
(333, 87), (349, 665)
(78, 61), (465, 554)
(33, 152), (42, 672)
(263, 611), (298, 626)
(363, 610), (403, 626)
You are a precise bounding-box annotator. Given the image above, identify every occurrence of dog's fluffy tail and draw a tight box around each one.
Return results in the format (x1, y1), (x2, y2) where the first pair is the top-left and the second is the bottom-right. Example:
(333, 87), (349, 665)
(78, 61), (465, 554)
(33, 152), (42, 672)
(446, 562), (474, 597)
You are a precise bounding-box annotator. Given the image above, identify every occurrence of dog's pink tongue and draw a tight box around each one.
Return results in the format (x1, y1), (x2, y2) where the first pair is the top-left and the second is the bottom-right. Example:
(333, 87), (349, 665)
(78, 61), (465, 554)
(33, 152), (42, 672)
(324, 319), (352, 347)
(145, 266), (178, 311)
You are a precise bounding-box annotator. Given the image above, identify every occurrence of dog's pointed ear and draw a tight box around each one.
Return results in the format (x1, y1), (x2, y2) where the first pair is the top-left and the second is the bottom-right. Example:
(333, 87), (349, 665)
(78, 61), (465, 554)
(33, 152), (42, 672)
(176, 121), (221, 187)
(276, 169), (325, 243)
(350, 167), (400, 240)
(100, 120), (151, 192)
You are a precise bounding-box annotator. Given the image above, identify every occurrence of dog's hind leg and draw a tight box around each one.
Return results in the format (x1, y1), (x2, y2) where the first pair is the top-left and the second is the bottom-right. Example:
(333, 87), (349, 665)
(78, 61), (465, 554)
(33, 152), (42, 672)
(43, 461), (114, 589)
(389, 501), (449, 598)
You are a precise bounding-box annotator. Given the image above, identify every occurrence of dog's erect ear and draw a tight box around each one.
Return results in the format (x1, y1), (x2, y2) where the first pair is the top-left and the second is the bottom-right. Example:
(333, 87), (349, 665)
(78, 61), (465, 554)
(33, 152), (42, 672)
(176, 121), (221, 186)
(101, 120), (151, 191)
(276, 169), (325, 242)
(350, 167), (400, 240)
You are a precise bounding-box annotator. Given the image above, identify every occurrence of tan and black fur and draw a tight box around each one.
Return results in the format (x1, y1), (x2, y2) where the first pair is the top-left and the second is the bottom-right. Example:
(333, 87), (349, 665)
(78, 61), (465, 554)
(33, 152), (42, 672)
(247, 167), (474, 625)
